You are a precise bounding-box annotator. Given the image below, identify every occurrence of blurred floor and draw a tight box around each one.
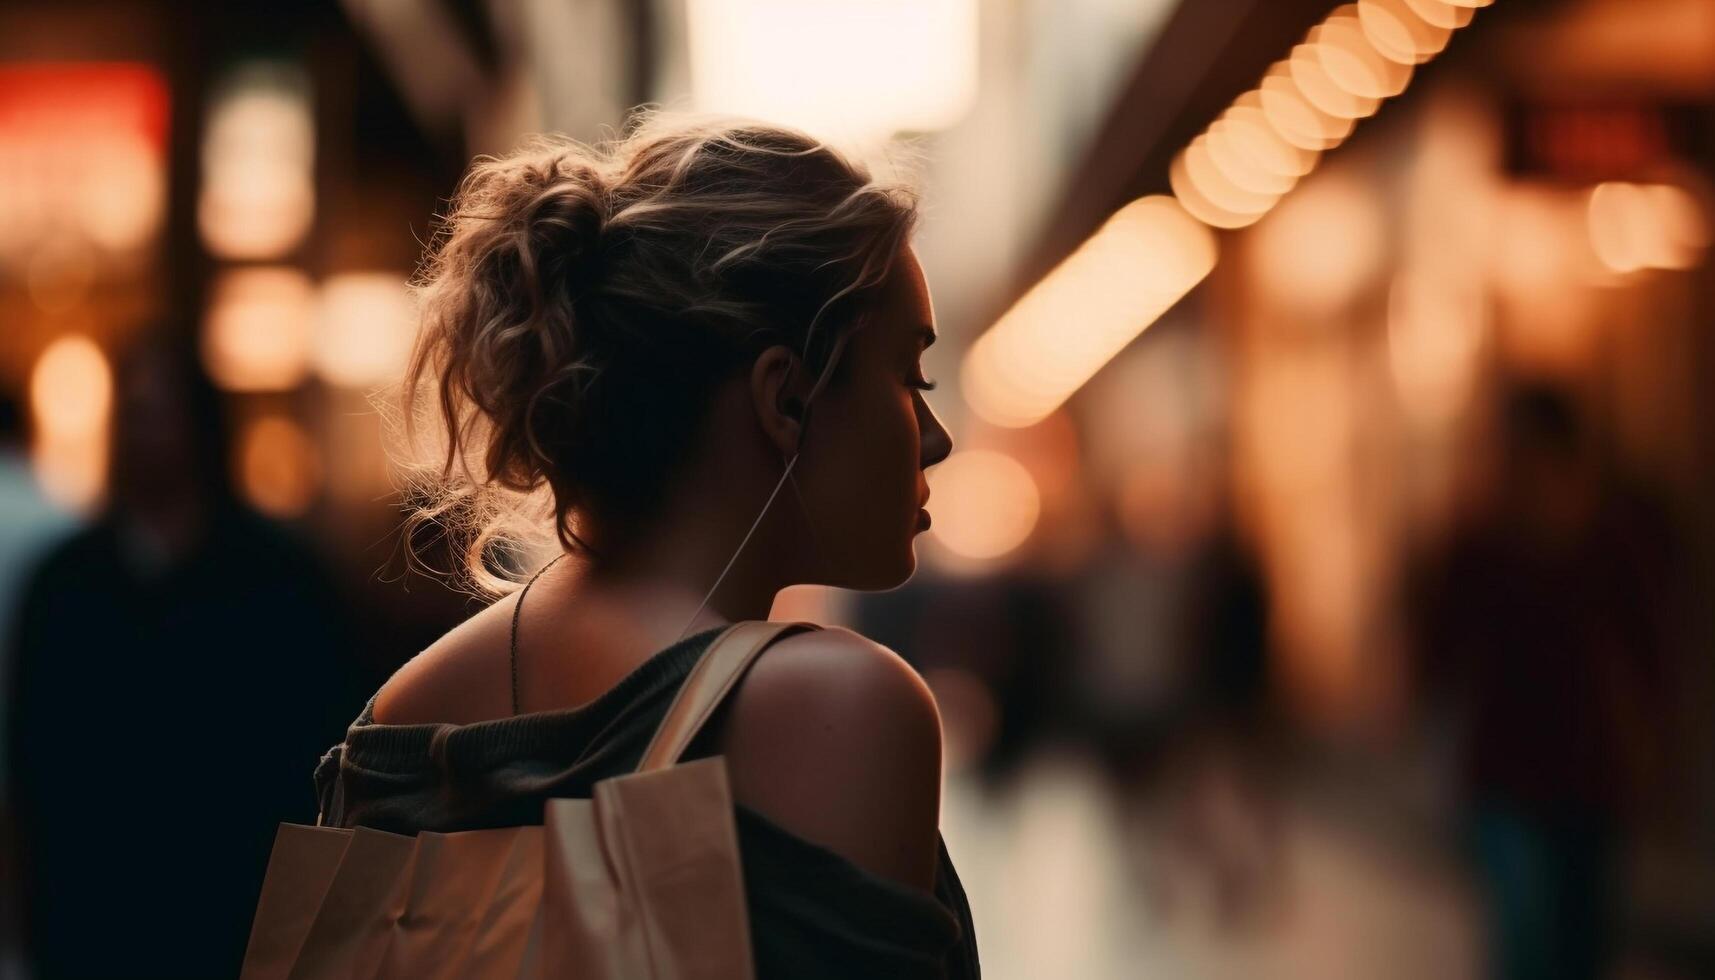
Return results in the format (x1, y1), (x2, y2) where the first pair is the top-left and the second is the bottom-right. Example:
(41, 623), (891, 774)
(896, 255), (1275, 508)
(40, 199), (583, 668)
(943, 746), (1484, 980)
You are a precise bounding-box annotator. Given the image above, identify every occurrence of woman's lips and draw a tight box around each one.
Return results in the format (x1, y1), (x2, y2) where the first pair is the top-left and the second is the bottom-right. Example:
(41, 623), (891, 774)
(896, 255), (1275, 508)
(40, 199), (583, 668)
(916, 507), (931, 530)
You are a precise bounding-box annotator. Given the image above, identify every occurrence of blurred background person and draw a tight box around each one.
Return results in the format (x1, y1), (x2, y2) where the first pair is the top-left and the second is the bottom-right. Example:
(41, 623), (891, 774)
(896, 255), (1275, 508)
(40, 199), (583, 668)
(1410, 385), (1680, 980)
(3, 336), (361, 978)
(1070, 460), (1282, 930)
(0, 394), (75, 671)
(0, 391), (75, 979)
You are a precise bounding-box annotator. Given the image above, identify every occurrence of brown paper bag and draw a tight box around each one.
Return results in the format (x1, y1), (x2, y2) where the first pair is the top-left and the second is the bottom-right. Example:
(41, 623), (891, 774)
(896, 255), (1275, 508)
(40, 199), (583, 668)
(290, 826), (419, 979)
(541, 757), (751, 978)
(241, 620), (814, 980)
(373, 826), (546, 979)
(242, 825), (353, 980)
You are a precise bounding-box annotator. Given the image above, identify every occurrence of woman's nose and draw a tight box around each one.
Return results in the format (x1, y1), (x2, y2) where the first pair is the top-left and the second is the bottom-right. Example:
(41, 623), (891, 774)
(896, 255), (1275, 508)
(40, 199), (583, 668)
(920, 400), (953, 468)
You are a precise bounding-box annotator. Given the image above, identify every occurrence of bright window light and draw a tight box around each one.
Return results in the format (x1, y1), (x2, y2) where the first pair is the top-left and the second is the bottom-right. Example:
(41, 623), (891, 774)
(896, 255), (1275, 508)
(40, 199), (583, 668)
(687, 0), (979, 145)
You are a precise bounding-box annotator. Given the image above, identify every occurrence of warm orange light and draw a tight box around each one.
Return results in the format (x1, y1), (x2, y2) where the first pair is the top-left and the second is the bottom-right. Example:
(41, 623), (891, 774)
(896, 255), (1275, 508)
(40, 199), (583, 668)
(202, 267), (315, 391)
(28, 335), (112, 511)
(963, 196), (1217, 427)
(1258, 70), (1352, 149)
(313, 272), (418, 387)
(198, 65), (314, 261)
(1650, 183), (1712, 255)
(1221, 101), (1322, 177)
(1388, 270), (1485, 426)
(1588, 181), (1711, 274)
(1402, 0), (1475, 30)
(925, 449), (1040, 561)
(1183, 137), (1281, 215)
(1587, 182), (1651, 273)
(237, 414), (322, 518)
(1290, 44), (1380, 120)
(1314, 13), (1413, 100)
(1358, 0), (1453, 63)
(1205, 120), (1298, 195)
(1170, 152), (1268, 229)
(1243, 349), (1356, 497)
(30, 334), (110, 439)
(1251, 171), (1385, 313)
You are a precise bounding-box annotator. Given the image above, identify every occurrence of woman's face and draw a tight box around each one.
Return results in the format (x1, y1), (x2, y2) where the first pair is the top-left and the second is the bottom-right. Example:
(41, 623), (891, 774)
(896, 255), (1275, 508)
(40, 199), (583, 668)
(795, 245), (953, 590)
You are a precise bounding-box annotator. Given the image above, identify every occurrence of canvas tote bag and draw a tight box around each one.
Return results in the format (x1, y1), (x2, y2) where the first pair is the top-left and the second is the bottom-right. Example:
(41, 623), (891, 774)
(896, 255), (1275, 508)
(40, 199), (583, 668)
(242, 619), (817, 980)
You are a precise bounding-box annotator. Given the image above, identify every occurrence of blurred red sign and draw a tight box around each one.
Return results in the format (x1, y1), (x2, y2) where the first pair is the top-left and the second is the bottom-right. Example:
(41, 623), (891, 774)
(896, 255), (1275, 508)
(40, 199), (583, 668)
(1506, 102), (1709, 182)
(0, 63), (170, 255)
(0, 62), (168, 148)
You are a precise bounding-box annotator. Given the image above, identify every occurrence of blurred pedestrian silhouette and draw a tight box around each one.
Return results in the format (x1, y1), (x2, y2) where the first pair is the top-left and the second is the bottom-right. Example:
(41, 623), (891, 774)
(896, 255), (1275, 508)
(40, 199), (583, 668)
(1086, 512), (1280, 929)
(0, 390), (77, 977)
(1412, 384), (1678, 980)
(0, 393), (77, 685)
(4, 336), (362, 978)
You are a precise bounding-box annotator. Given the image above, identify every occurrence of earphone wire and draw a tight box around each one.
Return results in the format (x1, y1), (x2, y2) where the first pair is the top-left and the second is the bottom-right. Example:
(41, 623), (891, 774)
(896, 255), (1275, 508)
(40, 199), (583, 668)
(672, 330), (851, 643)
(673, 451), (800, 642)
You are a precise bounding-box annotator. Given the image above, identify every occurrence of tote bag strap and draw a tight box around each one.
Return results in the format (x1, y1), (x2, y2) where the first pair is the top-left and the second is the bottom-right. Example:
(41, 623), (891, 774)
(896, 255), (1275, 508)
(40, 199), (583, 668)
(635, 620), (820, 774)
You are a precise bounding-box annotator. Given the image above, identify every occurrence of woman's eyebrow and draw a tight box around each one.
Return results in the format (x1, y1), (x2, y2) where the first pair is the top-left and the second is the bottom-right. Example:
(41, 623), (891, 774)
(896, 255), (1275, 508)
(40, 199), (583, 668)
(916, 326), (937, 349)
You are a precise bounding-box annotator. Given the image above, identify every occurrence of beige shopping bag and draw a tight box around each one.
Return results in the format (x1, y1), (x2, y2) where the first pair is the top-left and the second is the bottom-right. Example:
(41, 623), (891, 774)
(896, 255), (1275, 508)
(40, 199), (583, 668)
(241, 620), (813, 980)
(243, 825), (355, 980)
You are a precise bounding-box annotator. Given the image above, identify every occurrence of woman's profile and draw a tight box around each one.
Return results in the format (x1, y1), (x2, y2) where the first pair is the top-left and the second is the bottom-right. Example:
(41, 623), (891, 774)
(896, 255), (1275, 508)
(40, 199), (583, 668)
(312, 111), (977, 977)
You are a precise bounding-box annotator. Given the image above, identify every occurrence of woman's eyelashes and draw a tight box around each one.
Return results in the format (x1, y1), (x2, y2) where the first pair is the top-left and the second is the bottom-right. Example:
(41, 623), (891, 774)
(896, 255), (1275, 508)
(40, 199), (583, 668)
(908, 374), (939, 392)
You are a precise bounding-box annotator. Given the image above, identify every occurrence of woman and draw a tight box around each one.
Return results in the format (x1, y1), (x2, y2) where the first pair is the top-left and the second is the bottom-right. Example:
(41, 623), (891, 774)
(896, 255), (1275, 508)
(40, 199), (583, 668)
(313, 112), (977, 978)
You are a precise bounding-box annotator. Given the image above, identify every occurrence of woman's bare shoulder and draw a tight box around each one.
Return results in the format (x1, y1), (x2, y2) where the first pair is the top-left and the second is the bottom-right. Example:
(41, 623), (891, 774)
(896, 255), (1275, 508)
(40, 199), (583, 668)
(718, 625), (944, 893)
(370, 596), (517, 725)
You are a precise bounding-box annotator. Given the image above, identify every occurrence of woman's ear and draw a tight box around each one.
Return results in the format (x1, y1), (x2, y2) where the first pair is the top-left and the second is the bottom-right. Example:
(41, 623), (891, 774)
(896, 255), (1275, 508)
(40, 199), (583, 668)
(749, 344), (808, 457)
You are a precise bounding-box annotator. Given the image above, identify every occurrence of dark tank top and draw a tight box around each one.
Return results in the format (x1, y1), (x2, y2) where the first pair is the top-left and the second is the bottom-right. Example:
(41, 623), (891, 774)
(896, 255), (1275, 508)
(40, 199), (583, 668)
(313, 623), (980, 979)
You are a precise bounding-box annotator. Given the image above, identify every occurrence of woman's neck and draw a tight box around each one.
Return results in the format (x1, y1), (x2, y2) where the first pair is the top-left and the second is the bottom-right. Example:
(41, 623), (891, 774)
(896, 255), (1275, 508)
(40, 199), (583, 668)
(578, 507), (793, 636)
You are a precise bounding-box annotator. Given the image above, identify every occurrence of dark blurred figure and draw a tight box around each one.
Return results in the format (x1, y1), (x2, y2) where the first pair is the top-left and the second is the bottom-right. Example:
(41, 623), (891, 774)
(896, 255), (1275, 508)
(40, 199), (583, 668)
(1413, 385), (1678, 980)
(1152, 522), (1281, 928)
(4, 336), (362, 978)
(1073, 488), (1280, 930)
(0, 393), (77, 666)
(0, 390), (76, 978)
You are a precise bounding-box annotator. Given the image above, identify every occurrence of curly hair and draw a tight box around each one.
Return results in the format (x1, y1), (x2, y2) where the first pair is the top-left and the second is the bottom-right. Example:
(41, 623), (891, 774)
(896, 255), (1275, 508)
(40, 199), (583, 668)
(396, 110), (920, 594)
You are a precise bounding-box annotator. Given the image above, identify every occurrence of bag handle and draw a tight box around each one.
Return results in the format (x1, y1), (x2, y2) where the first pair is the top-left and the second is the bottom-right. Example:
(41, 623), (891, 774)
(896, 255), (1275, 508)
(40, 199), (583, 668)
(635, 620), (819, 774)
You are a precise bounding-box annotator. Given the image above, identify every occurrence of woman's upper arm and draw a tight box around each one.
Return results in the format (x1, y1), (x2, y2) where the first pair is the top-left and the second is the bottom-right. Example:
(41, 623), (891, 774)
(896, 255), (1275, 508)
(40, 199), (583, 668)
(717, 626), (944, 894)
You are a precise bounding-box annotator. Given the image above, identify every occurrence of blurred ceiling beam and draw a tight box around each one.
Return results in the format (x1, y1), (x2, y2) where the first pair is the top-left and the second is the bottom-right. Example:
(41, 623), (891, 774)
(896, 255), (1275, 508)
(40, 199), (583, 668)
(339, 0), (493, 144)
(1017, 0), (1332, 300)
(438, 0), (503, 76)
